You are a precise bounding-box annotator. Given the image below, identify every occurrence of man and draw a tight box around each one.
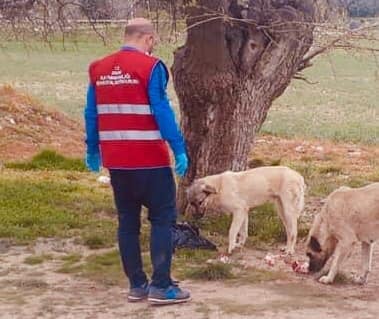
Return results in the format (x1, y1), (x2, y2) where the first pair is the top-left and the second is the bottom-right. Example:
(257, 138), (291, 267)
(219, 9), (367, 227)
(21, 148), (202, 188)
(84, 18), (190, 305)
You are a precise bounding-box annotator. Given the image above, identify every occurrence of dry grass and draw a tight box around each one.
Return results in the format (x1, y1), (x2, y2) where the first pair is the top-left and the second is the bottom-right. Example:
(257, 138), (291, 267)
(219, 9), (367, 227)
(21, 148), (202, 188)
(0, 86), (84, 161)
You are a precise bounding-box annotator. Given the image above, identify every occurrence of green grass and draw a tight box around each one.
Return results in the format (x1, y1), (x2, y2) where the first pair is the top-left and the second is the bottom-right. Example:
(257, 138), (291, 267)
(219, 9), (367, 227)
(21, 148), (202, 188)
(185, 262), (234, 281)
(317, 165), (343, 175)
(186, 202), (311, 254)
(263, 49), (379, 144)
(58, 249), (124, 286)
(5, 150), (86, 171)
(24, 254), (53, 265)
(191, 202), (308, 247)
(249, 204), (286, 243)
(173, 248), (218, 279)
(174, 248), (216, 261)
(59, 247), (282, 285)
(61, 253), (82, 263)
(82, 234), (112, 250)
(57, 254), (83, 274)
(58, 245), (284, 285)
(367, 171), (379, 182)
(57, 247), (219, 286)
(179, 260), (285, 283)
(288, 161), (374, 197)
(0, 171), (116, 246)
(0, 34), (176, 118)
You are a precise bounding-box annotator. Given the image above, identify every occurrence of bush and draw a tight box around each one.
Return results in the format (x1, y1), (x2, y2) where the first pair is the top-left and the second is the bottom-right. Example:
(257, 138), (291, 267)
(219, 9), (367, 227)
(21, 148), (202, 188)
(5, 150), (86, 171)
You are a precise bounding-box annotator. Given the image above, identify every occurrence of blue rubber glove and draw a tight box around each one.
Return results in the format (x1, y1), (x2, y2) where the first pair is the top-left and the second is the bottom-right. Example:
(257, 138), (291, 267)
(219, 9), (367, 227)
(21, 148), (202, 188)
(175, 153), (189, 177)
(85, 152), (101, 173)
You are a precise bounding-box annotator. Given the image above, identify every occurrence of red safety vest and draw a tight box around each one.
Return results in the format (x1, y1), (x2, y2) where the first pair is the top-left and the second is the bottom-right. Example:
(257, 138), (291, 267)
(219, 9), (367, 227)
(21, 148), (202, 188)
(89, 49), (171, 168)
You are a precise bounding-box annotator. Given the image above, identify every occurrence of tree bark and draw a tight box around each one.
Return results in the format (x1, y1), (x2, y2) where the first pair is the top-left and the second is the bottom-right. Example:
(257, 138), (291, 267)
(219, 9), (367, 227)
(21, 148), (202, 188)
(172, 0), (328, 214)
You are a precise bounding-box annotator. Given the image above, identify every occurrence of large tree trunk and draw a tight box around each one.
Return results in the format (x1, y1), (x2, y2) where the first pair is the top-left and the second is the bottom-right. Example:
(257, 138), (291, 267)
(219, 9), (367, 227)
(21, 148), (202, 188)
(172, 0), (330, 214)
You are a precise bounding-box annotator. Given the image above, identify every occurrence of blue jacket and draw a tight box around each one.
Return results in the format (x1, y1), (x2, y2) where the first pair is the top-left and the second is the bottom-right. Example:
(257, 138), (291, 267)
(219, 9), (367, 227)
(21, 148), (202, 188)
(84, 49), (186, 159)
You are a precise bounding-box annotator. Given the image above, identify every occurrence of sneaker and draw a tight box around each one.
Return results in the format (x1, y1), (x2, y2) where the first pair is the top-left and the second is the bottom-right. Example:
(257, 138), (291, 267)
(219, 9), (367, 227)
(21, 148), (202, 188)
(148, 285), (191, 305)
(128, 282), (149, 302)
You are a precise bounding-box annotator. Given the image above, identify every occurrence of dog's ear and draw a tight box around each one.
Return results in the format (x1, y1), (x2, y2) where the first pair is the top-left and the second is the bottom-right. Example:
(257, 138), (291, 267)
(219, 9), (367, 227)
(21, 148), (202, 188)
(309, 236), (322, 253)
(202, 183), (217, 195)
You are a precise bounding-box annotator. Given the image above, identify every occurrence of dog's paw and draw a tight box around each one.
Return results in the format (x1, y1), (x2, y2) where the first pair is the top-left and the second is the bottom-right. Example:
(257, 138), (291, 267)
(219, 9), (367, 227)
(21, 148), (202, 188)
(280, 247), (295, 256)
(218, 253), (232, 264)
(318, 276), (333, 285)
(352, 274), (368, 285)
(314, 269), (329, 280)
(234, 241), (246, 251)
(234, 241), (242, 248)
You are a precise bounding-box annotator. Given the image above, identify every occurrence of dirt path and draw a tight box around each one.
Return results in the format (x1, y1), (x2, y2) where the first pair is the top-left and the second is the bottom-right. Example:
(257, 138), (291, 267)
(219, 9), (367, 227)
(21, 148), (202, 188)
(1, 239), (378, 319)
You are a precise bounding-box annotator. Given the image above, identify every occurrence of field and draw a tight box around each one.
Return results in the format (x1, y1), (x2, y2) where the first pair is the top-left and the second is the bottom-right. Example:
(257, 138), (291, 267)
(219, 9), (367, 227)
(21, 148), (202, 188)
(0, 33), (378, 143)
(0, 29), (379, 319)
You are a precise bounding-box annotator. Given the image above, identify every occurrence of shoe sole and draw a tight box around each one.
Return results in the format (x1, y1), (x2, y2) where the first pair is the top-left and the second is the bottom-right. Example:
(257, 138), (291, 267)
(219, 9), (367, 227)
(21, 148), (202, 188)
(128, 296), (147, 302)
(148, 297), (191, 305)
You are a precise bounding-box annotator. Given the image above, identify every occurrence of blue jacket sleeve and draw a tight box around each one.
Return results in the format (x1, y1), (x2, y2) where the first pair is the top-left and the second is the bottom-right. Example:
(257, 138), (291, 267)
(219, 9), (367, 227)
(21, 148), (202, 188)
(148, 62), (186, 156)
(84, 84), (100, 154)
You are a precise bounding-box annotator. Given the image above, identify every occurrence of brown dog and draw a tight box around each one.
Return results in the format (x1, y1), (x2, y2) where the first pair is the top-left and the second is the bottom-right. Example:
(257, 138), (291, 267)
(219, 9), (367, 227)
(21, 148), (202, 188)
(186, 166), (305, 255)
(306, 183), (379, 285)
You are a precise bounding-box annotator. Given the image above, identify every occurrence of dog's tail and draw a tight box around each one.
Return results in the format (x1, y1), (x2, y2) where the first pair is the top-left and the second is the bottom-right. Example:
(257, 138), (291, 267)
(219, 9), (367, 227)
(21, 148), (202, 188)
(275, 174), (306, 218)
(297, 175), (306, 216)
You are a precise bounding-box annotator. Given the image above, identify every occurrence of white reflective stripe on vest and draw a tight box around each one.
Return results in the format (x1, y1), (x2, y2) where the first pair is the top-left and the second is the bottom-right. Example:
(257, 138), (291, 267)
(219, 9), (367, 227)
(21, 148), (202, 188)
(97, 104), (152, 115)
(99, 130), (162, 141)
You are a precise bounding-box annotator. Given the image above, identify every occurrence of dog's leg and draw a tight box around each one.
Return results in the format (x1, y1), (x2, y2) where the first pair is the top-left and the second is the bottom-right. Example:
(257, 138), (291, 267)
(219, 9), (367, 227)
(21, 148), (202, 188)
(354, 242), (374, 285)
(273, 198), (287, 254)
(368, 242), (374, 271)
(285, 214), (298, 255)
(314, 266), (330, 280)
(228, 211), (247, 255)
(279, 200), (298, 255)
(236, 215), (249, 248)
(319, 241), (352, 284)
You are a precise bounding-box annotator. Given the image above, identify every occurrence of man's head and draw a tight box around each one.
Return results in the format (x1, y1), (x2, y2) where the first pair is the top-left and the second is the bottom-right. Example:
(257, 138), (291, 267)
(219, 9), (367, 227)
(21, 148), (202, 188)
(124, 18), (158, 54)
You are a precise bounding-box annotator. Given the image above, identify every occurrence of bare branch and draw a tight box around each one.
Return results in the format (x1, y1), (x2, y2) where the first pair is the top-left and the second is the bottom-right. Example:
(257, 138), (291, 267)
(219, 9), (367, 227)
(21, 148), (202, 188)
(293, 74), (319, 84)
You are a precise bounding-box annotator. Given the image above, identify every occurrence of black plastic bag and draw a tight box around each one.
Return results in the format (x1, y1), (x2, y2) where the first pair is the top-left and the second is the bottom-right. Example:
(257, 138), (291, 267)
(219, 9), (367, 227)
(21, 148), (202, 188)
(172, 222), (217, 251)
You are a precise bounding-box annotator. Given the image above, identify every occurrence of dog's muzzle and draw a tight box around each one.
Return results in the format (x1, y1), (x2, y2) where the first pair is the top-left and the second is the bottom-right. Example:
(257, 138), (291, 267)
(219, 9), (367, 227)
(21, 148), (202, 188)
(188, 200), (205, 218)
(307, 253), (327, 273)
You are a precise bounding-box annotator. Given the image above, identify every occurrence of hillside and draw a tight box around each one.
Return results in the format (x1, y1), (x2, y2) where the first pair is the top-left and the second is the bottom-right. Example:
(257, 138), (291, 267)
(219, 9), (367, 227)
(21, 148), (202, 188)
(0, 86), (84, 162)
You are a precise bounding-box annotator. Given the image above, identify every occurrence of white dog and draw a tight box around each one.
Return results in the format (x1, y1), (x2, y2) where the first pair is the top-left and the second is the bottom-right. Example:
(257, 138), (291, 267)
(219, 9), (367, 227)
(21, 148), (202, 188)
(187, 166), (305, 255)
(307, 183), (379, 285)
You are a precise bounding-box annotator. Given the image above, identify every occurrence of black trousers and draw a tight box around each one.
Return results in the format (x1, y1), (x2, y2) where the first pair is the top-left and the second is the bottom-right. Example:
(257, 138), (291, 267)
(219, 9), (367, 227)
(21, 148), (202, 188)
(109, 167), (177, 289)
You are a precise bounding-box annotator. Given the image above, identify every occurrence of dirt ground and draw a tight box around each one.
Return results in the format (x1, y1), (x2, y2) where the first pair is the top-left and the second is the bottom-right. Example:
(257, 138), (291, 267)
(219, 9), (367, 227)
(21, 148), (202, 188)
(1, 87), (378, 318)
(0, 238), (378, 319)
(0, 86), (84, 162)
(252, 135), (379, 176)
